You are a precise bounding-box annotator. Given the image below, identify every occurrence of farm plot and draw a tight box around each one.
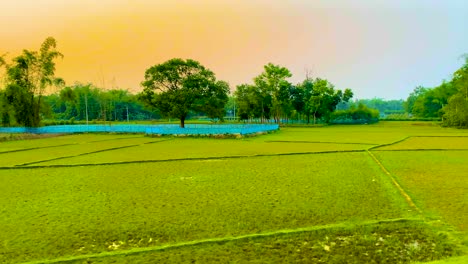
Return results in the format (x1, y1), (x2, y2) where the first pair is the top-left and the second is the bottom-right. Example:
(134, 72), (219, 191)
(0, 134), (143, 153)
(65, 221), (456, 264)
(35, 138), (370, 166)
(0, 153), (412, 263)
(374, 136), (468, 151)
(258, 126), (406, 145)
(373, 150), (468, 232)
(0, 136), (162, 167)
(259, 122), (468, 145)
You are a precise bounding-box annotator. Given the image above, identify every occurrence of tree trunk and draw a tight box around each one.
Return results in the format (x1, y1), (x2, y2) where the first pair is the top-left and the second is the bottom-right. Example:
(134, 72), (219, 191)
(261, 101), (264, 123)
(180, 116), (185, 128)
(33, 95), (41, 127)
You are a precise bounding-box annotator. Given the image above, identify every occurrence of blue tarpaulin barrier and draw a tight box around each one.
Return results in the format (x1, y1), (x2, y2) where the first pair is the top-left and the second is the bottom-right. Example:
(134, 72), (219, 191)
(0, 124), (279, 135)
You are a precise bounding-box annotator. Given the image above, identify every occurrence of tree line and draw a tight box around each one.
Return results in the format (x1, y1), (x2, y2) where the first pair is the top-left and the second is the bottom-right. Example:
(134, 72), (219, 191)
(405, 56), (468, 127)
(1, 37), (466, 128)
(233, 64), (355, 124)
(337, 98), (405, 116)
(0, 38), (157, 126)
(43, 84), (157, 123)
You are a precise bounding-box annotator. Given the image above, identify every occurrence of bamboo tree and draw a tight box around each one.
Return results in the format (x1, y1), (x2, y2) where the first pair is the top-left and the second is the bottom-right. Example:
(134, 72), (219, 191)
(2, 37), (64, 127)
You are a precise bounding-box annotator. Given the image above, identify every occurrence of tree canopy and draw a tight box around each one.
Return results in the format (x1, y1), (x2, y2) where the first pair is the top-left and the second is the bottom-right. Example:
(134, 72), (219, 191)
(41, 83), (157, 123)
(234, 64), (354, 124)
(253, 63), (292, 122)
(443, 56), (468, 127)
(403, 56), (468, 127)
(2, 38), (464, 128)
(0, 37), (64, 127)
(140, 58), (229, 127)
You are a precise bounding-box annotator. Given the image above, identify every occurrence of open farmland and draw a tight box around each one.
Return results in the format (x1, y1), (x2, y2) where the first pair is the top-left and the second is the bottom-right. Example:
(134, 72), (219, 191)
(0, 122), (467, 263)
(373, 150), (468, 231)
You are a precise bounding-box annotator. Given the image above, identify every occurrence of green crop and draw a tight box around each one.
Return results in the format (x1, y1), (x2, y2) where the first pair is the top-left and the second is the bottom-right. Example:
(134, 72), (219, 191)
(374, 150), (468, 231)
(0, 121), (466, 263)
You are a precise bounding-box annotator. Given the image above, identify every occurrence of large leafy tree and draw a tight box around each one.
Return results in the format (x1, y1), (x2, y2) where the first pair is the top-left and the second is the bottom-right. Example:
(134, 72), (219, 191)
(253, 63), (292, 122)
(1, 37), (64, 127)
(404, 86), (428, 114)
(234, 83), (265, 120)
(140, 58), (229, 127)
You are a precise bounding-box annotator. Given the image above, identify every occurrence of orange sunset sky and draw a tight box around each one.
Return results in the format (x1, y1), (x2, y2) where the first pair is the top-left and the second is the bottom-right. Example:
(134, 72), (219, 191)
(1, 0), (467, 99)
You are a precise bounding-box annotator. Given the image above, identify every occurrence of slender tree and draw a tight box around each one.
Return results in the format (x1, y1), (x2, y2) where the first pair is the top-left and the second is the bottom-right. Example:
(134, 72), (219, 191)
(307, 78), (353, 124)
(2, 37), (64, 127)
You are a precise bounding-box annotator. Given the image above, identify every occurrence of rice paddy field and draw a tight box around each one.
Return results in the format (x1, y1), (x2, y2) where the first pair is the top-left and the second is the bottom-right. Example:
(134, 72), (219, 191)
(0, 121), (467, 263)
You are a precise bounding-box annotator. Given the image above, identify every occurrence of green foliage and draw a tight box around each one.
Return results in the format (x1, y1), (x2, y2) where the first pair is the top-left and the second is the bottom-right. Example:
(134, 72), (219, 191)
(234, 83), (267, 120)
(443, 57), (468, 127)
(405, 86), (428, 114)
(403, 57), (468, 127)
(403, 56), (468, 127)
(234, 66), (353, 124)
(43, 83), (157, 122)
(443, 93), (468, 127)
(411, 82), (457, 118)
(0, 37), (64, 127)
(331, 103), (380, 124)
(295, 78), (314, 123)
(234, 63), (293, 122)
(140, 58), (229, 127)
(307, 78), (353, 124)
(0, 89), (13, 126)
(339, 98), (404, 116)
(253, 63), (292, 122)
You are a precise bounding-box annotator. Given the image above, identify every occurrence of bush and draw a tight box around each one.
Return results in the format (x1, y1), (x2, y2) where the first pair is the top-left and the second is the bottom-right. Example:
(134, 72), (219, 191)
(330, 104), (379, 124)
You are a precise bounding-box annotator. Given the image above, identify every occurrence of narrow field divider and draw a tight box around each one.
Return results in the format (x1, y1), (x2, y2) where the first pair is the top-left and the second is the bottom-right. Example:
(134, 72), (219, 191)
(1, 149), (366, 170)
(21, 217), (423, 264)
(0, 143), (77, 154)
(366, 150), (423, 214)
(368, 136), (411, 151)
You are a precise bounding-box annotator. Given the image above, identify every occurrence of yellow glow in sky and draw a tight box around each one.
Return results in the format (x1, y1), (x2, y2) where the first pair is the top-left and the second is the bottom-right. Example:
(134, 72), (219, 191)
(1, 0), (467, 99)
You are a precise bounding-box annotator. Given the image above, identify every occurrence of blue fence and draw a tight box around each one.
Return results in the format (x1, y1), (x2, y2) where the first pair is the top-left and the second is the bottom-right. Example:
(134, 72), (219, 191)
(145, 124), (279, 135)
(0, 124), (279, 136)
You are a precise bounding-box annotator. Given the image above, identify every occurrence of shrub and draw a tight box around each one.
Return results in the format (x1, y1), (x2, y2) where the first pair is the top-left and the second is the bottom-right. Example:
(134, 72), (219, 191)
(330, 104), (379, 124)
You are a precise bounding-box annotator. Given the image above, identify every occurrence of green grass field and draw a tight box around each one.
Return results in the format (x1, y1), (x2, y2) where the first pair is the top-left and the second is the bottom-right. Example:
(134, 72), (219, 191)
(0, 121), (466, 263)
(373, 150), (468, 231)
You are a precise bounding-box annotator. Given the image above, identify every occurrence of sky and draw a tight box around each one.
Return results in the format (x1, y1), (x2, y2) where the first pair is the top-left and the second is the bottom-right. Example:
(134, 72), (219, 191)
(1, 0), (467, 99)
